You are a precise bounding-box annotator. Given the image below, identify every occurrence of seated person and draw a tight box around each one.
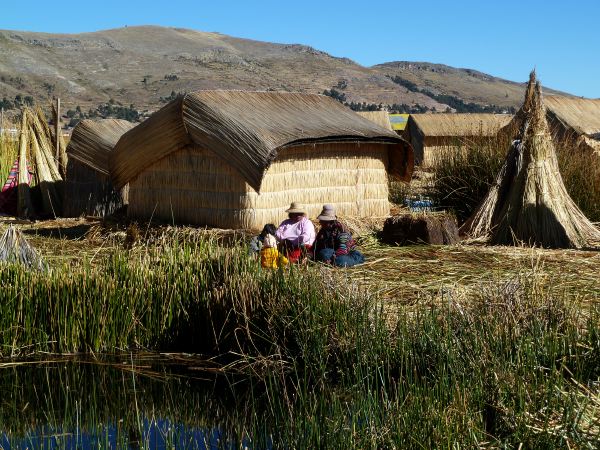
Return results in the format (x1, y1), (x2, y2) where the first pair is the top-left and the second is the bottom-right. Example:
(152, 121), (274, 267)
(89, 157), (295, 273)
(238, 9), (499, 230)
(261, 233), (289, 269)
(313, 204), (365, 267)
(249, 223), (277, 255)
(275, 202), (316, 263)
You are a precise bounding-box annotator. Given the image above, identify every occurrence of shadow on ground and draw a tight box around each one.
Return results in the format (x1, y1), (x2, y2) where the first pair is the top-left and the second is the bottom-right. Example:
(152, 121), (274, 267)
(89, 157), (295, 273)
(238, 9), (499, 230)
(22, 224), (92, 240)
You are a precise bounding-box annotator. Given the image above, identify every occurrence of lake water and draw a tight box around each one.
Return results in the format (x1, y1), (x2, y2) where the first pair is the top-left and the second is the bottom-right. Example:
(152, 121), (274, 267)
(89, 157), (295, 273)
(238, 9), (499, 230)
(0, 355), (265, 449)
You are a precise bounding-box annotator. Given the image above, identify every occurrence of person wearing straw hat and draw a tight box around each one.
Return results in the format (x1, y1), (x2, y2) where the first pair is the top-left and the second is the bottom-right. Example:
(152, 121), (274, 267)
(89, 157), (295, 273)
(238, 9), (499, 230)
(313, 204), (365, 267)
(275, 201), (316, 263)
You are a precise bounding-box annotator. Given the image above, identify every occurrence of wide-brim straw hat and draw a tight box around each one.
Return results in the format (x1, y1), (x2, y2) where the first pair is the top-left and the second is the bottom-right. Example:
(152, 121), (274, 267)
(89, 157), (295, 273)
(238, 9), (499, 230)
(285, 202), (306, 214)
(317, 204), (337, 221)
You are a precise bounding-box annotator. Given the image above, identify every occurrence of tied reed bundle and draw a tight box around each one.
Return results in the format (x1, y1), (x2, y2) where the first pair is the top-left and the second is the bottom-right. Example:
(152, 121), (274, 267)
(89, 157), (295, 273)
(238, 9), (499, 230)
(0, 225), (45, 270)
(461, 71), (600, 248)
(9, 107), (64, 219)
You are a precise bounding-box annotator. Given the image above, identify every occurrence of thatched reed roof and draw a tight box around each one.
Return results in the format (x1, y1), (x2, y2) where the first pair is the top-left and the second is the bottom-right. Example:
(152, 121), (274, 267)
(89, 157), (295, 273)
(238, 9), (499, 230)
(409, 113), (513, 137)
(357, 111), (393, 131)
(67, 119), (135, 175)
(111, 91), (411, 190)
(544, 96), (600, 136)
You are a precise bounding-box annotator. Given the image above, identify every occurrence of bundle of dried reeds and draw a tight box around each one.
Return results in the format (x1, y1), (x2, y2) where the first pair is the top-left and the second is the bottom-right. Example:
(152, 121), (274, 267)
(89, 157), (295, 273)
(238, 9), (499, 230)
(17, 112), (33, 218)
(12, 107), (64, 219)
(0, 225), (45, 269)
(461, 72), (600, 248)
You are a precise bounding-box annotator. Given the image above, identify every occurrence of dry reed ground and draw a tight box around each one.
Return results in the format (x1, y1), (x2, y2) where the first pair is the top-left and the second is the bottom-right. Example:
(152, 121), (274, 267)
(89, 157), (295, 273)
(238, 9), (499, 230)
(2, 217), (598, 314)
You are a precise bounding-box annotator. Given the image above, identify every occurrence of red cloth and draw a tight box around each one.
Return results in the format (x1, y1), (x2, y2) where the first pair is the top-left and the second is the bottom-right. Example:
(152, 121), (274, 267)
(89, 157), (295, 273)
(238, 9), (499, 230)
(0, 159), (32, 216)
(281, 244), (313, 264)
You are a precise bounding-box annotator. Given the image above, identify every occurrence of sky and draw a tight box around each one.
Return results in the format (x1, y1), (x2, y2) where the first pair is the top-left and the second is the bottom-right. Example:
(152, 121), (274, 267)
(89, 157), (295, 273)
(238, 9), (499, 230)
(2, 0), (599, 98)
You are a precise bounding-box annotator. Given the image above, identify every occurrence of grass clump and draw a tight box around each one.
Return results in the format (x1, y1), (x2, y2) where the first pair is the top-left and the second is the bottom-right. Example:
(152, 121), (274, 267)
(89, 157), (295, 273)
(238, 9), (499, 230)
(427, 137), (507, 223)
(557, 147), (600, 222)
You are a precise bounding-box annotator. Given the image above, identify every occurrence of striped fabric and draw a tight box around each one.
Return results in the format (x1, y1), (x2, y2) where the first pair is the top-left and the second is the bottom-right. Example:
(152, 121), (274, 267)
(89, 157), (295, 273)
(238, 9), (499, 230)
(314, 221), (356, 257)
(2, 159), (32, 192)
(0, 159), (33, 214)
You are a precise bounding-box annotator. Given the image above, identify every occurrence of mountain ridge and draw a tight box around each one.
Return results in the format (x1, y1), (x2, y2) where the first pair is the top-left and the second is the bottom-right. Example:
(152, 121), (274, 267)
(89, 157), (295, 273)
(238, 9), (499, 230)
(0, 26), (569, 120)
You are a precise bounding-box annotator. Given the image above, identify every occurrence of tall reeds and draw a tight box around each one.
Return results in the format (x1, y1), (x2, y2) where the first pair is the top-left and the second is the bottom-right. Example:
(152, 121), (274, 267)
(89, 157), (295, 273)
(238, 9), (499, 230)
(0, 235), (597, 448)
(0, 118), (18, 185)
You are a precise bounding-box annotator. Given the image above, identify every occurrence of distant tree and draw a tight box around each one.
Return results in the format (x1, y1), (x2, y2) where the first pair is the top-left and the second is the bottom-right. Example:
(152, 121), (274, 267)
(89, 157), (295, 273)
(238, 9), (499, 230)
(387, 75), (509, 114)
(322, 88), (346, 103)
(42, 82), (55, 97)
(0, 97), (14, 110)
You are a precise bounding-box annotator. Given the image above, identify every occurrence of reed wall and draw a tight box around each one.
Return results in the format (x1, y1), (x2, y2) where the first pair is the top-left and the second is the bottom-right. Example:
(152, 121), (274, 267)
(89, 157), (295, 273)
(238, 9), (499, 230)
(127, 142), (390, 230)
(420, 136), (501, 167)
(63, 159), (128, 217)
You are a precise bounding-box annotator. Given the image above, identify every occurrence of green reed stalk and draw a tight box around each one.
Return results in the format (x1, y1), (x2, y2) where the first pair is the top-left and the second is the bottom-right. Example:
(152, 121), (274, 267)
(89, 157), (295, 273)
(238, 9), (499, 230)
(0, 235), (597, 447)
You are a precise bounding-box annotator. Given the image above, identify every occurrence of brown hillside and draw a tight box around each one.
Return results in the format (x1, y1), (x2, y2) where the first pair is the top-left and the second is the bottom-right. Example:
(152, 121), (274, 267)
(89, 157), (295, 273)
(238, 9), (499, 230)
(0, 26), (569, 116)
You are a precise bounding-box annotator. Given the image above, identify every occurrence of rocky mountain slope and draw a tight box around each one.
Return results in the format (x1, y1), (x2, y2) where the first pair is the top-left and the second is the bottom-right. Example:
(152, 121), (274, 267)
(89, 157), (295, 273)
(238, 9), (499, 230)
(0, 26), (567, 118)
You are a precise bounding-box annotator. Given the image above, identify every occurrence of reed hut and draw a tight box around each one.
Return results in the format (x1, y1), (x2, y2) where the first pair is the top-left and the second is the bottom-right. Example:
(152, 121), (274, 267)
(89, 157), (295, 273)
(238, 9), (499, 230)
(500, 95), (600, 154)
(110, 91), (414, 230)
(461, 73), (600, 249)
(64, 119), (134, 217)
(357, 111), (394, 131)
(405, 113), (513, 166)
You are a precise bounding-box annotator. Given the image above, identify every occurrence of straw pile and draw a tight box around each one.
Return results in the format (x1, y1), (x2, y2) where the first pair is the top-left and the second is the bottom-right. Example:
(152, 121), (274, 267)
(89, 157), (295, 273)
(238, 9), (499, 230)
(461, 71), (600, 248)
(12, 107), (65, 219)
(0, 225), (45, 269)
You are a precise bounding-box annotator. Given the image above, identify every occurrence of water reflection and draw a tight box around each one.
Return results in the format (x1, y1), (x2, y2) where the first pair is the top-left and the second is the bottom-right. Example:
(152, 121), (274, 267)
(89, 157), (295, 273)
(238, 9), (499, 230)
(1, 420), (236, 449)
(0, 355), (262, 449)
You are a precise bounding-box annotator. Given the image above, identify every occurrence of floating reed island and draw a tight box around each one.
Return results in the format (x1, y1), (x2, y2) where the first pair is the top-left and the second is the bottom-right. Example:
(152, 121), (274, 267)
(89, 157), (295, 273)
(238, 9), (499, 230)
(109, 90), (414, 230)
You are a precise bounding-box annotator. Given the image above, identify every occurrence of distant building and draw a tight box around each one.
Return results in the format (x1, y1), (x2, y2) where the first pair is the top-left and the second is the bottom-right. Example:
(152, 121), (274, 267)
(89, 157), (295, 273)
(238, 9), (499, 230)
(500, 96), (600, 154)
(404, 113), (513, 166)
(356, 111), (394, 131)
